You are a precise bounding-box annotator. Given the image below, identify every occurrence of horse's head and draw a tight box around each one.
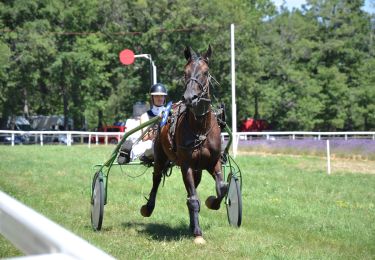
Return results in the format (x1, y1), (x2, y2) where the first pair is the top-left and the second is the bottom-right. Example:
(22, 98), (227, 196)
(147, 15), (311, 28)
(182, 45), (212, 117)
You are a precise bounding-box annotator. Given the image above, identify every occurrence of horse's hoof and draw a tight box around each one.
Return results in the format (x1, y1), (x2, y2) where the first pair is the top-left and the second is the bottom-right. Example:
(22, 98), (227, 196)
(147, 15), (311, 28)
(194, 236), (206, 245)
(140, 205), (152, 217)
(205, 196), (220, 210)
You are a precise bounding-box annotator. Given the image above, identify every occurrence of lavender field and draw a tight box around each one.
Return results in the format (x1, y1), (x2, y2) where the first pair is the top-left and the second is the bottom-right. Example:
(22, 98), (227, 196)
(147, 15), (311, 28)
(236, 137), (375, 161)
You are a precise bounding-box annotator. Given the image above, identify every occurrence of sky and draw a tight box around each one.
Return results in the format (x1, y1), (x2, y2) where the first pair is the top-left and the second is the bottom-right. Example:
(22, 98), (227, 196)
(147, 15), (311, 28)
(272, 0), (375, 14)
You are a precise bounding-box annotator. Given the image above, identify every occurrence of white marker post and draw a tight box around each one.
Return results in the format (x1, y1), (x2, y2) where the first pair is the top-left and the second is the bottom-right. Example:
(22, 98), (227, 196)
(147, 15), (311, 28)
(326, 139), (331, 175)
(231, 24), (237, 157)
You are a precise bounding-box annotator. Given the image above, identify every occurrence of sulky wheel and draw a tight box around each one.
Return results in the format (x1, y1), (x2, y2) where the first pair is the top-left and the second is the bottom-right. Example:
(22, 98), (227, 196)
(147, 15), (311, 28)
(226, 174), (242, 227)
(91, 171), (104, 231)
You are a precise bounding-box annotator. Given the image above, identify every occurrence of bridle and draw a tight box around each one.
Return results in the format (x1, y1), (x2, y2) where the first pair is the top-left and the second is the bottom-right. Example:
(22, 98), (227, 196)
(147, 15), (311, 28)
(183, 57), (211, 117)
(184, 57), (210, 94)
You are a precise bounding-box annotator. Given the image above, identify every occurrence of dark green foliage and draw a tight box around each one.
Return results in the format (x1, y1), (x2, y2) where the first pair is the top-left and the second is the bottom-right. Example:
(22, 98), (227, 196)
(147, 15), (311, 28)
(0, 0), (374, 130)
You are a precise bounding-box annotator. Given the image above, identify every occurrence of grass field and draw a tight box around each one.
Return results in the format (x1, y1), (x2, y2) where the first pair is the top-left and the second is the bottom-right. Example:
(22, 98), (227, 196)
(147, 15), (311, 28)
(0, 145), (374, 259)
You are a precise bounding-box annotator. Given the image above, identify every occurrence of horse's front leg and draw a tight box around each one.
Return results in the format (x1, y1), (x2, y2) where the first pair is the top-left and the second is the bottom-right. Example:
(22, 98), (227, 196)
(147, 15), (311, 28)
(140, 163), (163, 217)
(205, 160), (228, 210)
(182, 164), (205, 244)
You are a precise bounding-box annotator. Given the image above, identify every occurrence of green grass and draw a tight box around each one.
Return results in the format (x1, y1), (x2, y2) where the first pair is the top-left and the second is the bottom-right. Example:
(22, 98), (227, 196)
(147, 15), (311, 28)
(1, 146), (374, 259)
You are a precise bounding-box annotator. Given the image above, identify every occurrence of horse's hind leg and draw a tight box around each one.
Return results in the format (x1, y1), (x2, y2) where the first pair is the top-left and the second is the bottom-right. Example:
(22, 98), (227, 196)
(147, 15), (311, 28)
(140, 168), (162, 217)
(140, 162), (164, 217)
(140, 132), (169, 217)
(205, 161), (228, 210)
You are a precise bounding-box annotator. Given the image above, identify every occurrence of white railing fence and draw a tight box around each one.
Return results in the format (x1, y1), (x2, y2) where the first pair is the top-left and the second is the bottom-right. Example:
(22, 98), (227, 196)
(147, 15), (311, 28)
(1, 130), (375, 148)
(228, 131), (375, 156)
(0, 130), (126, 147)
(0, 190), (115, 259)
(233, 131), (375, 140)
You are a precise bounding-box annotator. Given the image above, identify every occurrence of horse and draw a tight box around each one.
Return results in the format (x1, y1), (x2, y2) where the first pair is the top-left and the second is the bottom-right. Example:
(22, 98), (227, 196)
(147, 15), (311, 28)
(140, 45), (227, 244)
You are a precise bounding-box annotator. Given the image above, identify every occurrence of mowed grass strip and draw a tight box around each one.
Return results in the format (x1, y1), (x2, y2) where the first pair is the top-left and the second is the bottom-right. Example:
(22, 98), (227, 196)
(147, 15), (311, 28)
(0, 146), (374, 259)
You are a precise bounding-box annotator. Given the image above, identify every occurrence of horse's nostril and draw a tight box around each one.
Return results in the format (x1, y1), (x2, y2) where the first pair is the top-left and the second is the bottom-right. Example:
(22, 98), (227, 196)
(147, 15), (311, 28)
(192, 95), (198, 100)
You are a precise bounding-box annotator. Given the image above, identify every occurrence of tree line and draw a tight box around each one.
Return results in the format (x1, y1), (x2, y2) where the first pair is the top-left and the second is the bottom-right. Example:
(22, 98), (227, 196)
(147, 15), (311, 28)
(0, 0), (374, 131)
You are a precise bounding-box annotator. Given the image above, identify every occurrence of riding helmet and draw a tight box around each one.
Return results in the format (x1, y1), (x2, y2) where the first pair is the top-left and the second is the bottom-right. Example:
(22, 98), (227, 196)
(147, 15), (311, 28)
(150, 83), (167, 96)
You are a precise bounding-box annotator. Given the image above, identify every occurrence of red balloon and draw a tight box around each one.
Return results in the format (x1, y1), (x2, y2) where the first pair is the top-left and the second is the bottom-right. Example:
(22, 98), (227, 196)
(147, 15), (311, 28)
(119, 49), (135, 65)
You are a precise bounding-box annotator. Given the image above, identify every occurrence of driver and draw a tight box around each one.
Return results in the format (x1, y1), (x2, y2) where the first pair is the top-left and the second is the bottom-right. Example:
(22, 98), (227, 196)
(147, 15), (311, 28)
(118, 83), (168, 164)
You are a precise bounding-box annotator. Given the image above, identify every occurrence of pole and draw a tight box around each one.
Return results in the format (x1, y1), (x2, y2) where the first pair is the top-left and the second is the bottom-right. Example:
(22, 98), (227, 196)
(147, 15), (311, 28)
(326, 139), (331, 175)
(152, 61), (157, 84)
(231, 24), (237, 157)
(149, 57), (153, 85)
(134, 54), (157, 85)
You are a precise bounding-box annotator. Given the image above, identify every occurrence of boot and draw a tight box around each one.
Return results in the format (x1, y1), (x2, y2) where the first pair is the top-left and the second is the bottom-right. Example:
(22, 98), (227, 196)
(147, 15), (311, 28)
(117, 150), (130, 164)
(117, 139), (133, 164)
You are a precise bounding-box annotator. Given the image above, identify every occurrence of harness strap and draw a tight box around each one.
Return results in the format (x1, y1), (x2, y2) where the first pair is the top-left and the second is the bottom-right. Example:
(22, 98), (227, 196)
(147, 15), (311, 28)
(177, 110), (214, 152)
(168, 102), (185, 152)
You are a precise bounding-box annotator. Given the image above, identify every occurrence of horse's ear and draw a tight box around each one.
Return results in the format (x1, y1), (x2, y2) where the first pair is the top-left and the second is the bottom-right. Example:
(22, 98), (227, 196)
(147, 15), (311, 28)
(203, 44), (212, 63)
(184, 46), (191, 61)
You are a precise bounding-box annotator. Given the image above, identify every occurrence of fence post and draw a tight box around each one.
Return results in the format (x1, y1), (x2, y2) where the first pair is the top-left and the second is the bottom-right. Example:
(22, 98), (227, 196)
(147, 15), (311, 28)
(233, 134), (238, 158)
(40, 134), (43, 146)
(67, 133), (72, 146)
(88, 134), (91, 148)
(326, 139), (331, 175)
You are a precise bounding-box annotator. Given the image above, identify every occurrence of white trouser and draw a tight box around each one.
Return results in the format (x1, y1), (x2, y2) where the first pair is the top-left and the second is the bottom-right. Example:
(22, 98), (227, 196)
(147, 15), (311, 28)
(130, 140), (153, 161)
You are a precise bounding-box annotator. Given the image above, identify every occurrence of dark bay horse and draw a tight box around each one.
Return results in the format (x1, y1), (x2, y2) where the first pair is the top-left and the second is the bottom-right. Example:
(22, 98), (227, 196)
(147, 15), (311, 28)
(140, 45), (227, 244)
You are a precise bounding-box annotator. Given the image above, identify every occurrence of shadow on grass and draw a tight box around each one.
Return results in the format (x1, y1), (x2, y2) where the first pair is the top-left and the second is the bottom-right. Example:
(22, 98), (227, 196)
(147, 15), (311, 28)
(121, 221), (192, 241)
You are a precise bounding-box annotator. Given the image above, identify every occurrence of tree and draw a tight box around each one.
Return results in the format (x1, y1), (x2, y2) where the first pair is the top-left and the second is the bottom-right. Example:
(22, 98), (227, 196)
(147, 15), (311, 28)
(0, 0), (374, 131)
